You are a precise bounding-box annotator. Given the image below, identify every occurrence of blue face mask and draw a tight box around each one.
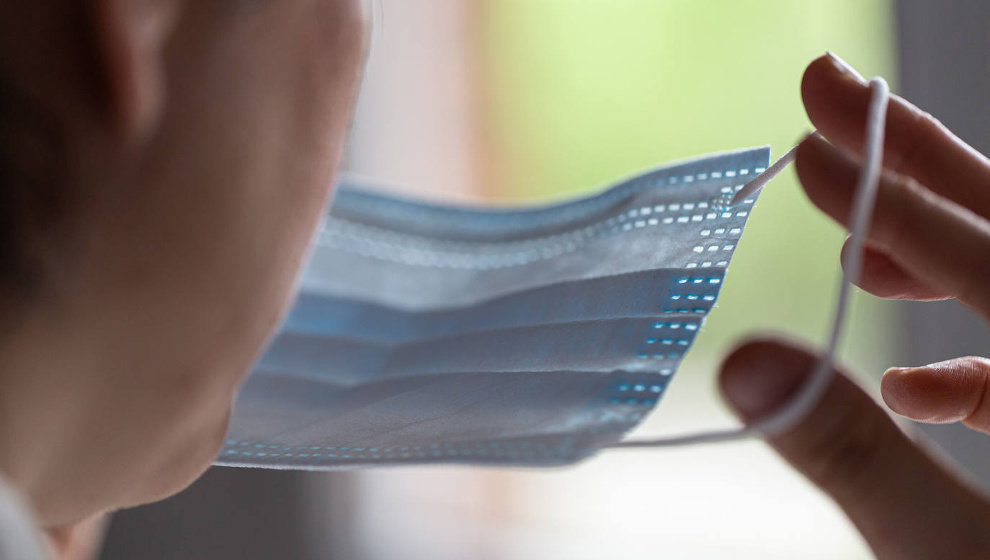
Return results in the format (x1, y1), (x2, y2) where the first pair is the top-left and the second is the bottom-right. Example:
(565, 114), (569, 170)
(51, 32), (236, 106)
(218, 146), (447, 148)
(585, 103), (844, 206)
(216, 146), (769, 469)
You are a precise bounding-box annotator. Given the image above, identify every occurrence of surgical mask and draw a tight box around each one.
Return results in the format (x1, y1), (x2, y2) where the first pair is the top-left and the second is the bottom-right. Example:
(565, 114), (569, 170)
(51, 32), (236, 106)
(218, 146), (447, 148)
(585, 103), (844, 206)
(216, 146), (769, 469)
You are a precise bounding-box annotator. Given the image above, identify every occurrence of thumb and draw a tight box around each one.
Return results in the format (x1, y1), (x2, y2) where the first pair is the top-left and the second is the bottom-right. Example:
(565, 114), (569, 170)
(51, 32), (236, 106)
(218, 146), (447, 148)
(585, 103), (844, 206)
(882, 357), (990, 434)
(719, 338), (990, 559)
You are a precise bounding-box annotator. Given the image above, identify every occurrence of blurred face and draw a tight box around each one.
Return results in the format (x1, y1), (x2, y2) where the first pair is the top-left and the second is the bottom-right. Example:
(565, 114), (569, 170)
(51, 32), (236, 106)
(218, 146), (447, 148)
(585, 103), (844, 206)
(9, 0), (365, 524)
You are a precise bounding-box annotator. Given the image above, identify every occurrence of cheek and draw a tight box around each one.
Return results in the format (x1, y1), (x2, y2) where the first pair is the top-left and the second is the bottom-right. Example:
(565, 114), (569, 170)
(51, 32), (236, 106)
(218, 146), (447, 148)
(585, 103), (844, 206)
(243, 0), (367, 326)
(176, 1), (368, 402)
(252, 1), (367, 293)
(43, 0), (367, 522)
(95, 0), (367, 427)
(167, 0), (365, 318)
(293, 1), (367, 176)
(253, 0), (366, 234)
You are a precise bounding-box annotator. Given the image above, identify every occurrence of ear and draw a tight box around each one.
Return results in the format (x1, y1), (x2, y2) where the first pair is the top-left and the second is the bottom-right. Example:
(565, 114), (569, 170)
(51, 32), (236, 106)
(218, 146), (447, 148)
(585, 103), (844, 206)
(90, 0), (181, 140)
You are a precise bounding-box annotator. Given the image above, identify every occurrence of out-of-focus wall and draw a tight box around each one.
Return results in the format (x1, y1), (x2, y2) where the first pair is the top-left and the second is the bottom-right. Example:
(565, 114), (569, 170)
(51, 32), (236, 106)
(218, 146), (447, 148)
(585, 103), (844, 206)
(346, 0), (487, 200)
(896, 0), (990, 493)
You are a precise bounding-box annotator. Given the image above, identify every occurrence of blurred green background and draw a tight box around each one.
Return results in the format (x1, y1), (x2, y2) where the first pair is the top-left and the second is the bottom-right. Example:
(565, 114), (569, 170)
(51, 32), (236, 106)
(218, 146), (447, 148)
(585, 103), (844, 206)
(480, 0), (899, 400)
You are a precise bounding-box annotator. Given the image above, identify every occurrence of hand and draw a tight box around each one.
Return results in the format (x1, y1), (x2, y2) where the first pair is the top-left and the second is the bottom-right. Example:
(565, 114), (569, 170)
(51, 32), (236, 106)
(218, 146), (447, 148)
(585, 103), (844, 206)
(798, 53), (990, 432)
(718, 53), (990, 559)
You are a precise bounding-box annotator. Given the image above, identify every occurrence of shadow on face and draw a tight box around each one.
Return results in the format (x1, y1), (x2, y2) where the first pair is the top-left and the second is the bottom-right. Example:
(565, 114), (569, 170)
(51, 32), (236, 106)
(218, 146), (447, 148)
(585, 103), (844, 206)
(0, 0), (365, 525)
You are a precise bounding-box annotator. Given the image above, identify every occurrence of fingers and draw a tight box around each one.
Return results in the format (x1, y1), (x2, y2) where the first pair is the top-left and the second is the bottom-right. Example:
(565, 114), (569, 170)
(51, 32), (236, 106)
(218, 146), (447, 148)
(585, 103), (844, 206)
(841, 237), (951, 301)
(802, 53), (990, 217)
(720, 338), (990, 559)
(883, 357), (990, 434)
(795, 134), (990, 316)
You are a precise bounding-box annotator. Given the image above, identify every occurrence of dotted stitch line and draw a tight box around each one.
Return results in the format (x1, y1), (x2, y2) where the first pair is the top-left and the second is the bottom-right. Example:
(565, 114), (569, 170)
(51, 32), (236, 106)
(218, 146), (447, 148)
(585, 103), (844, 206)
(325, 199), (746, 252)
(339, 165), (765, 230)
(321, 206), (753, 270)
(220, 424), (627, 462)
(685, 260), (729, 269)
(222, 244), (742, 461)
(632, 191), (754, 367)
(637, 321), (700, 360)
(221, 168), (765, 463)
(219, 372), (661, 463)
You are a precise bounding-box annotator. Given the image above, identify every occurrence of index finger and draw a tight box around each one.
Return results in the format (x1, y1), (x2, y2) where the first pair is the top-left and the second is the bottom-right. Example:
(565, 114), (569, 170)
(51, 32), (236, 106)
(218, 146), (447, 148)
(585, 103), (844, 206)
(802, 53), (990, 217)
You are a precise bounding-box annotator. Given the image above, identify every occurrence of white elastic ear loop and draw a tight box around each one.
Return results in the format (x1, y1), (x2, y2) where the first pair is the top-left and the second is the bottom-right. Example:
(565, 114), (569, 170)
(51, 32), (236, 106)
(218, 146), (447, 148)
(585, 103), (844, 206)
(608, 76), (890, 448)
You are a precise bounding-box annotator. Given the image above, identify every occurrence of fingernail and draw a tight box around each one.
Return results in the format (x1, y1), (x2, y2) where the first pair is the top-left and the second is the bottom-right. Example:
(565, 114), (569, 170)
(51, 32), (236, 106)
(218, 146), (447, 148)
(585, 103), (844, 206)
(825, 51), (866, 83)
(882, 365), (936, 380)
(888, 358), (955, 372)
(797, 130), (821, 145)
(880, 366), (926, 417)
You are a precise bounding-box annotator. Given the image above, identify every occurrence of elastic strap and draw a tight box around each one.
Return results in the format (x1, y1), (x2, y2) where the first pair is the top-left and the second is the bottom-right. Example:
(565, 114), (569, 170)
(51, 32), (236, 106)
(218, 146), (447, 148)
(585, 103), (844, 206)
(607, 77), (890, 449)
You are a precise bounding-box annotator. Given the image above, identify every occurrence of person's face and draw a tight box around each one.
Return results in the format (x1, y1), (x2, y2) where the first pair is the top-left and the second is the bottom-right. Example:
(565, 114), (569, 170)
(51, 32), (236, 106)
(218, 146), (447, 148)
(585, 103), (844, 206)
(27, 0), (366, 523)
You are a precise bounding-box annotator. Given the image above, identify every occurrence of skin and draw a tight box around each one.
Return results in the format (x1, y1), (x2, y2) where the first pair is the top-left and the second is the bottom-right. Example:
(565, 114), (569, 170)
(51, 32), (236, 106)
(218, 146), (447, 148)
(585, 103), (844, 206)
(0, 0), (365, 549)
(719, 53), (990, 559)
(2, 6), (989, 558)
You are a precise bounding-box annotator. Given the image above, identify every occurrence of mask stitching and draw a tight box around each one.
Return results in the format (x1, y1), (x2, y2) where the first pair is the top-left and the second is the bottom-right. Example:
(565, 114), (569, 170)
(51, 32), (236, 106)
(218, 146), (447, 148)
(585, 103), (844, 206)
(327, 166), (756, 248)
(219, 370), (671, 463)
(319, 205), (752, 270)
(323, 197), (750, 252)
(221, 156), (767, 465)
(609, 78), (891, 448)
(337, 157), (766, 229)
(218, 235), (737, 465)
